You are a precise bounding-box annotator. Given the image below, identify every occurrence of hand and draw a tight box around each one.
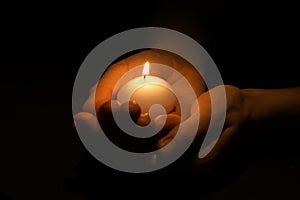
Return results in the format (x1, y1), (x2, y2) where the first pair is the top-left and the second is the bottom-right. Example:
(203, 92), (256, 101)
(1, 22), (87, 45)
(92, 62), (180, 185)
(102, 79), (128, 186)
(74, 49), (207, 153)
(157, 85), (248, 167)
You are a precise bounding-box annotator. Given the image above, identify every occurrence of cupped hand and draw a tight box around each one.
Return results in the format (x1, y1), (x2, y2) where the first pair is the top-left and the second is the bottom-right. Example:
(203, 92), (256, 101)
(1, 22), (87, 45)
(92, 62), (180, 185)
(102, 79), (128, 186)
(157, 85), (249, 167)
(74, 49), (206, 152)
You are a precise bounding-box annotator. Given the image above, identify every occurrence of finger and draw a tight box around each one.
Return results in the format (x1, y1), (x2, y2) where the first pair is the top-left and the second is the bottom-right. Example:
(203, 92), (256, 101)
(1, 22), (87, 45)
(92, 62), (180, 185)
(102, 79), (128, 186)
(135, 112), (180, 130)
(120, 101), (141, 122)
(82, 99), (95, 114)
(156, 112), (197, 149)
(136, 113), (151, 126)
(196, 125), (237, 166)
(157, 124), (179, 149)
(82, 83), (106, 114)
(154, 113), (181, 133)
(94, 85), (113, 112)
(73, 112), (100, 133)
(190, 91), (212, 140)
(98, 100), (141, 137)
(157, 113), (194, 149)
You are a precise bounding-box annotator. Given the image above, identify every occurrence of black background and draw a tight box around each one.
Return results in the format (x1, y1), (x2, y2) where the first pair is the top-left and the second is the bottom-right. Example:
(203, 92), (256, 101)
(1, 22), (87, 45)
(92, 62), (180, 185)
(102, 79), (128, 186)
(1, 1), (300, 199)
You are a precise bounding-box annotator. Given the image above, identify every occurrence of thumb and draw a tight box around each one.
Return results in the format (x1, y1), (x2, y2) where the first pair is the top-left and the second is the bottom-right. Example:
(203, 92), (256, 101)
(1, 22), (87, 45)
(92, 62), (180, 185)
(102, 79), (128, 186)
(120, 101), (141, 122)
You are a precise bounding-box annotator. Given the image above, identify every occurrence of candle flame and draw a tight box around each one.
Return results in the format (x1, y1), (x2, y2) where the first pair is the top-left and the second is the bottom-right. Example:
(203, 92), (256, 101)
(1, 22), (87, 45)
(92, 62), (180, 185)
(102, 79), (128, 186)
(142, 61), (150, 78)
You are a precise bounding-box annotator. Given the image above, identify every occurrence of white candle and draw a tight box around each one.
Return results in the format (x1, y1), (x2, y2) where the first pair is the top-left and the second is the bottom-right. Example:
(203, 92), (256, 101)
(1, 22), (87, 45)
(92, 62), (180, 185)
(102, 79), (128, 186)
(117, 62), (176, 114)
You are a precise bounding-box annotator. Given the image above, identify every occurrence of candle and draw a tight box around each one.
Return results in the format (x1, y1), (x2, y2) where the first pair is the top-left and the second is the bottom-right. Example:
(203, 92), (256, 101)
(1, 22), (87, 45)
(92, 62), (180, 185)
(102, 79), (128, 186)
(117, 62), (176, 114)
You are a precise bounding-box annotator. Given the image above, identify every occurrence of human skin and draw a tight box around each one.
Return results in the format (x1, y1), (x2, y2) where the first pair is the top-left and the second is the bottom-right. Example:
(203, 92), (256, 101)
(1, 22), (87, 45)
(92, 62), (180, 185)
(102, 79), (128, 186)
(74, 49), (300, 167)
(94, 49), (207, 112)
(174, 85), (300, 165)
(76, 49), (207, 153)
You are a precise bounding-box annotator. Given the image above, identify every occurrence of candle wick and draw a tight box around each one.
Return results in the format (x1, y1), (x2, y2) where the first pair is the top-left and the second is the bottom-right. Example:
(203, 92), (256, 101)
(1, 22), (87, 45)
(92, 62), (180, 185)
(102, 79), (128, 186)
(144, 75), (146, 79)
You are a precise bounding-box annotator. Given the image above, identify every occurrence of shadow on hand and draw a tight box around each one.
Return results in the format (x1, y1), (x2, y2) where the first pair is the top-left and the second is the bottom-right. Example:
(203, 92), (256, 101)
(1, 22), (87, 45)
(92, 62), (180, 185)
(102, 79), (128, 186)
(64, 117), (300, 200)
(64, 134), (247, 199)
